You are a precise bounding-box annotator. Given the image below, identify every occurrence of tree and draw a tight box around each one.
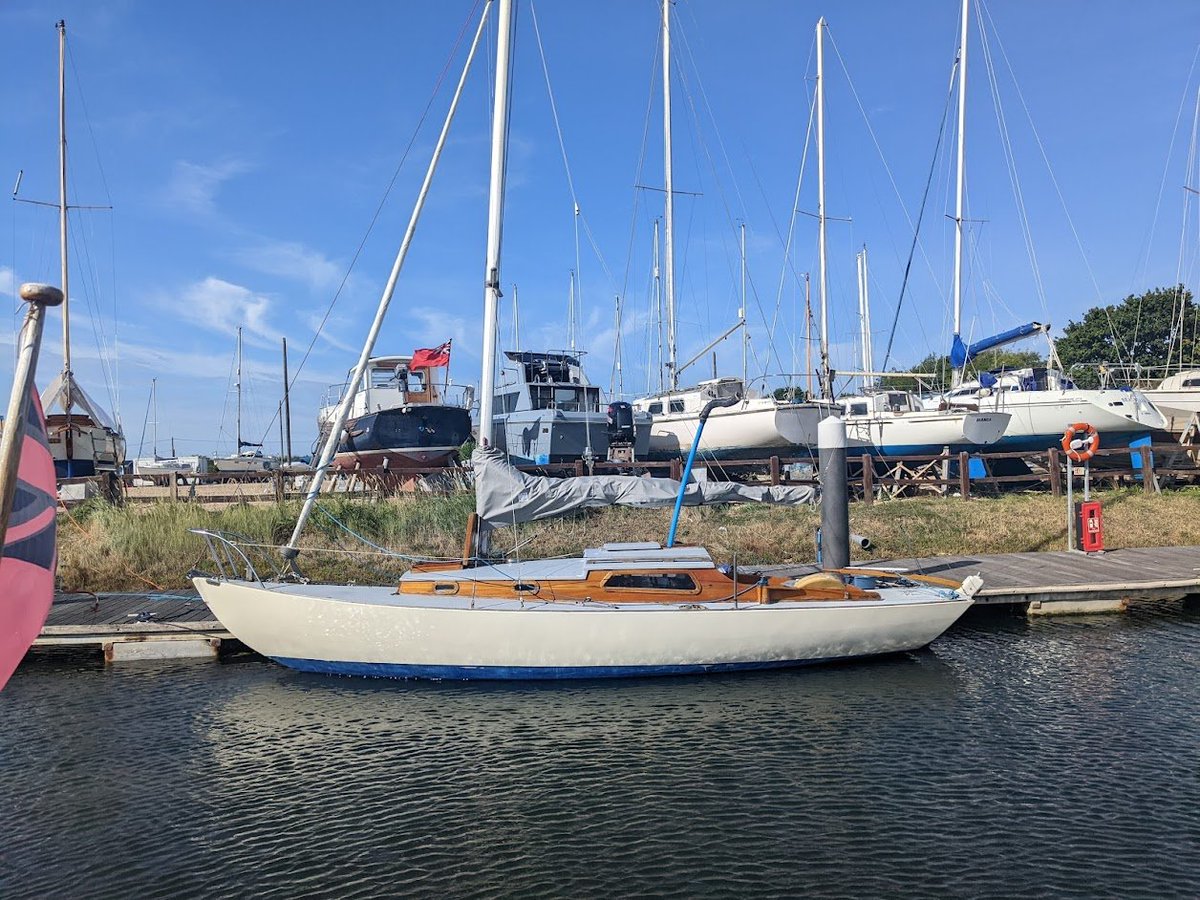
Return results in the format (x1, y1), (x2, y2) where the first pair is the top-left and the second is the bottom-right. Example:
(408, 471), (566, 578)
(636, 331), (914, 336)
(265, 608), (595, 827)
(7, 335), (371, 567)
(879, 349), (1043, 392)
(1055, 285), (1198, 388)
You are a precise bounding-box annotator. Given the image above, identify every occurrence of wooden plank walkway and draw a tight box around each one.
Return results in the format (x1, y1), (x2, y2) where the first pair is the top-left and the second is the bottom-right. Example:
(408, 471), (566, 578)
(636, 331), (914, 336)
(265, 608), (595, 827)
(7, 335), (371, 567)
(35, 591), (230, 660)
(768, 545), (1200, 613)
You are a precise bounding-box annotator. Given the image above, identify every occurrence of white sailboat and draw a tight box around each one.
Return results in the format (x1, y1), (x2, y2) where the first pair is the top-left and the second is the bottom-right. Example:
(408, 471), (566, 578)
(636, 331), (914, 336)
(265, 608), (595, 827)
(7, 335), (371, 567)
(32, 21), (125, 479)
(211, 328), (271, 474)
(933, 0), (1166, 451)
(191, 0), (977, 681)
(633, 2), (835, 461)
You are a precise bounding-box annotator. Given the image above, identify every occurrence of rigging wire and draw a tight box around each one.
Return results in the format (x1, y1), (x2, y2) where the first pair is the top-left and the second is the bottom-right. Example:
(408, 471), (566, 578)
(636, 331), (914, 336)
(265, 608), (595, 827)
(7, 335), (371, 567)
(880, 49), (957, 371)
(977, 0), (1128, 366)
(261, 0), (486, 449)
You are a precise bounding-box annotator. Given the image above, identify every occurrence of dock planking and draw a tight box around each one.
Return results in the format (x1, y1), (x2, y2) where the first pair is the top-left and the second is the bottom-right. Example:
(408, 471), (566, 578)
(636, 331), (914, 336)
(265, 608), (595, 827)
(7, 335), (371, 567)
(36, 591), (231, 660)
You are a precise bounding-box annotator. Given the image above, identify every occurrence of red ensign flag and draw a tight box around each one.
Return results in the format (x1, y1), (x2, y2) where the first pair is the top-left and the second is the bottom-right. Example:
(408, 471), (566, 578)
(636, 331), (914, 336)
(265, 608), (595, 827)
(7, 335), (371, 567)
(411, 340), (452, 369)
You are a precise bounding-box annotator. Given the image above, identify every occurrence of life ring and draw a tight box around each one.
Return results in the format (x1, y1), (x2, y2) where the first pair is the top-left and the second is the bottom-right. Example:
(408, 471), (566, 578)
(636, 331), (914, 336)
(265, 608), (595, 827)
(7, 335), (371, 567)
(1061, 422), (1099, 462)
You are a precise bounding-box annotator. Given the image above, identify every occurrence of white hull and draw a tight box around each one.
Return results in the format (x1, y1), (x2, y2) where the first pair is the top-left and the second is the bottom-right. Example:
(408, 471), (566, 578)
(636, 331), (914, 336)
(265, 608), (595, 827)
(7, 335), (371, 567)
(965, 390), (1167, 451)
(647, 400), (833, 459)
(1141, 388), (1200, 432)
(193, 577), (971, 679)
(844, 411), (1009, 456)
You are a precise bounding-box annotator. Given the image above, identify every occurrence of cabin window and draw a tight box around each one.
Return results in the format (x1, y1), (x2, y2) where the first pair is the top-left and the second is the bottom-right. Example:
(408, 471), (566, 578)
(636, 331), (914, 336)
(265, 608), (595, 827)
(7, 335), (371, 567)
(432, 583), (459, 594)
(669, 399), (686, 414)
(498, 392), (520, 413)
(605, 573), (697, 591)
(648, 402), (663, 415)
(1183, 378), (1200, 388)
(849, 402), (868, 416)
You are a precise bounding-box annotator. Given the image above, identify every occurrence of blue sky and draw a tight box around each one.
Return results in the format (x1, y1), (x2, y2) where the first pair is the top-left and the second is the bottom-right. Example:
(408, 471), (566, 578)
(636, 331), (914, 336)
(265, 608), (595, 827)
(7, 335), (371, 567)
(2, 1), (1199, 457)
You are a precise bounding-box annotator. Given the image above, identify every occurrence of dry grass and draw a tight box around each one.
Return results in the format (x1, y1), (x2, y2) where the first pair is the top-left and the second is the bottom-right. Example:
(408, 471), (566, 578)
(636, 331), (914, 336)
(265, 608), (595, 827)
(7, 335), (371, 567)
(56, 487), (1200, 592)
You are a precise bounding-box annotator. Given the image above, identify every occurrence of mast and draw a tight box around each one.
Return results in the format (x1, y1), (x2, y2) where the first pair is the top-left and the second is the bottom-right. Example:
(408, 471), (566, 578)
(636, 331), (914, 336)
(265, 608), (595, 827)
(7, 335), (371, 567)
(740, 222), (748, 387)
(951, 0), (969, 387)
(816, 17), (831, 399)
(151, 377), (158, 457)
(614, 294), (624, 395)
(57, 21), (71, 406)
(281, 337), (292, 463)
(856, 246), (873, 390)
(476, 0), (514, 448)
(283, 0), (495, 558)
(653, 217), (663, 392)
(805, 272), (813, 398)
(235, 326), (243, 452)
(662, 0), (677, 391)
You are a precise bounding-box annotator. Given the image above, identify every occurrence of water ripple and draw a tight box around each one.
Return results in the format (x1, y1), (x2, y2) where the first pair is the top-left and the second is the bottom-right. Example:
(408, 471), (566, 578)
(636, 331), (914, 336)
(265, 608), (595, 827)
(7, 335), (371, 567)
(2, 603), (1198, 898)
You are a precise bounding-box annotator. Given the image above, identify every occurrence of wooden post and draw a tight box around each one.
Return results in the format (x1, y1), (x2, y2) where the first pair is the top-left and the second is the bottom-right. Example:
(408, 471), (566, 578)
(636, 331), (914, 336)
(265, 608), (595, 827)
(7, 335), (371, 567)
(169, 470), (179, 502)
(1048, 447), (1062, 496)
(573, 459), (585, 478)
(274, 469), (285, 503)
(769, 455), (780, 486)
(861, 454), (874, 506)
(1139, 447), (1159, 494)
(670, 458), (682, 481)
(958, 451), (970, 500)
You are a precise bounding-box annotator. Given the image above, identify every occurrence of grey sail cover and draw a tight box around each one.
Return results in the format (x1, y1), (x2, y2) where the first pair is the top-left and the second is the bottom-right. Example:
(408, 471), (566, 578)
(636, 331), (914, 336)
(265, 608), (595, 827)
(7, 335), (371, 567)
(472, 446), (815, 527)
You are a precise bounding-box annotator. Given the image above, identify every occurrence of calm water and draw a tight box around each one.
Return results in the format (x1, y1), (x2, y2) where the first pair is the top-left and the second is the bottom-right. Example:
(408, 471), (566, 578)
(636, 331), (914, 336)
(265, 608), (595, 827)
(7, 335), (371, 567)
(2, 603), (1198, 899)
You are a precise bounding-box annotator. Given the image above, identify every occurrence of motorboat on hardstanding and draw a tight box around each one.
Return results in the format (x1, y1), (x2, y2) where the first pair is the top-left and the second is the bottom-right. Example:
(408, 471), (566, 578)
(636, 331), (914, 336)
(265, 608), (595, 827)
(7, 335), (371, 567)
(492, 351), (650, 465)
(318, 351), (474, 470)
(191, 0), (978, 681)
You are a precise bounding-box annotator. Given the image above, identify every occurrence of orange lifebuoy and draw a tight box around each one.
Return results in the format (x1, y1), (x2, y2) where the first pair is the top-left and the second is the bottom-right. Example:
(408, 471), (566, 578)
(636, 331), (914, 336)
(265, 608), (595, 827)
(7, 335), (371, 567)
(1061, 422), (1099, 462)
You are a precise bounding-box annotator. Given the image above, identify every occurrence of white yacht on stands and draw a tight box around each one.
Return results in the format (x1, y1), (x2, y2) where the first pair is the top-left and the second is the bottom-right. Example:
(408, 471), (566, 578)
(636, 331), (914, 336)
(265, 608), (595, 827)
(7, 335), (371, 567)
(839, 389), (1009, 457)
(938, 364), (1167, 452)
(635, 378), (834, 460)
(1140, 369), (1200, 433)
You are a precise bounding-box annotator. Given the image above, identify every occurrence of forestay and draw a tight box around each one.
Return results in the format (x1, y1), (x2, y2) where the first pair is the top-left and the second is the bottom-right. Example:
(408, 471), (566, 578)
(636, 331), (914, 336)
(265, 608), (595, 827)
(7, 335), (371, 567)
(472, 446), (815, 527)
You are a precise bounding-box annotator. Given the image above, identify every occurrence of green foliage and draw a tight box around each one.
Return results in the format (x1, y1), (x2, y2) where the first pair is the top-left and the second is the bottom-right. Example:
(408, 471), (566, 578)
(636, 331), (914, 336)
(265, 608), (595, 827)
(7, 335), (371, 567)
(1056, 285), (1197, 388)
(879, 349), (1043, 392)
(458, 439), (476, 461)
(772, 386), (811, 402)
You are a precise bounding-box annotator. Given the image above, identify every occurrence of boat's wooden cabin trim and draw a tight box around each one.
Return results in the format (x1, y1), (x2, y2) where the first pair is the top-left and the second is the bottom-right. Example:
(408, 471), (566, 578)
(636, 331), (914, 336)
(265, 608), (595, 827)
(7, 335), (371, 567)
(400, 566), (882, 604)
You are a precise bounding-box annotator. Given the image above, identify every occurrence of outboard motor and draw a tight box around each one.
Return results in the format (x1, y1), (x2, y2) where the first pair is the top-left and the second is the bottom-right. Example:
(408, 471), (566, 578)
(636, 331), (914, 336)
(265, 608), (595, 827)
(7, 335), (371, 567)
(606, 401), (636, 463)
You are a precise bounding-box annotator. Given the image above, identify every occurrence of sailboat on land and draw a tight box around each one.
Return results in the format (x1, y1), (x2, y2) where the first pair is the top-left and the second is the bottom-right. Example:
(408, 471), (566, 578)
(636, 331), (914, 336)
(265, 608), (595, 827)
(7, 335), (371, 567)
(210, 328), (271, 474)
(632, 2), (836, 461)
(30, 22), (125, 478)
(191, 0), (977, 681)
(930, 0), (1165, 452)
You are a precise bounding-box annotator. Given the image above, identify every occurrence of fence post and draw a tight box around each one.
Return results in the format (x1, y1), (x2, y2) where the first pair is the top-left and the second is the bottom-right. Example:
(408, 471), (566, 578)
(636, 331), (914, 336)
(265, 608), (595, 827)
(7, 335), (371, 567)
(1048, 447), (1062, 496)
(274, 469), (285, 503)
(859, 454), (874, 505)
(1139, 447), (1159, 494)
(769, 455), (780, 486)
(169, 471), (179, 502)
(670, 458), (682, 482)
(958, 451), (971, 500)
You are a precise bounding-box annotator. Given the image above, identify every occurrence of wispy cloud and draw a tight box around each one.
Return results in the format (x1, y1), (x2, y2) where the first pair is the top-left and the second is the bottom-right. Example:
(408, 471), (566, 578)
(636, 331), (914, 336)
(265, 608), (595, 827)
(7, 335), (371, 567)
(0, 266), (14, 297)
(169, 276), (281, 347)
(162, 159), (251, 218)
(231, 239), (345, 293)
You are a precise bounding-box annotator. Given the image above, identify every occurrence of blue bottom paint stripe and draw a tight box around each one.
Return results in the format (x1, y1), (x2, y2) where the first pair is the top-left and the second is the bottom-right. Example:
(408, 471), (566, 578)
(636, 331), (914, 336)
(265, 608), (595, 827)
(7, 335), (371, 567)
(271, 654), (894, 681)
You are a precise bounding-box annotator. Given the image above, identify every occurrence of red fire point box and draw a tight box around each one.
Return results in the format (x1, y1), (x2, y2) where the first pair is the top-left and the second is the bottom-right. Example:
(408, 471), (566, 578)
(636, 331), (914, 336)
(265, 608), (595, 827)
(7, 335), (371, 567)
(1076, 501), (1104, 553)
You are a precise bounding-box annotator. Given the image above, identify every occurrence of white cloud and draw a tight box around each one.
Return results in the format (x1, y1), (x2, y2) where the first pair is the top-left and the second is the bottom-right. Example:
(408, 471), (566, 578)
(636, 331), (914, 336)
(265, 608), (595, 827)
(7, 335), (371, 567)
(232, 239), (345, 293)
(163, 159), (251, 217)
(171, 276), (281, 347)
(0, 266), (14, 297)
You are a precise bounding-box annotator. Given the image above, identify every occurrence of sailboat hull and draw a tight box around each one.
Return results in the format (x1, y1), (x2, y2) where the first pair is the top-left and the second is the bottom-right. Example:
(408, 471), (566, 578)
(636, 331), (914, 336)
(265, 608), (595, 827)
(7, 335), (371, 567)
(644, 400), (833, 460)
(193, 577), (970, 680)
(967, 390), (1168, 453)
(844, 411), (1009, 457)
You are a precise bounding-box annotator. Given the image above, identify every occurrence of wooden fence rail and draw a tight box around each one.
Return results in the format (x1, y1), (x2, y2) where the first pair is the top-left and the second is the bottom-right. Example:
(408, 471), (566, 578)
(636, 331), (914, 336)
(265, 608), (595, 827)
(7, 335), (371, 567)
(56, 441), (1196, 508)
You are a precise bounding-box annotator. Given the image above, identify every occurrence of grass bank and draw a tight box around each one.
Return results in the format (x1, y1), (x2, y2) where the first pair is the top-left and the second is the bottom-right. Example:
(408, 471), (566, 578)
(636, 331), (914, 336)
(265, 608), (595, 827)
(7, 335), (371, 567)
(57, 487), (1200, 593)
